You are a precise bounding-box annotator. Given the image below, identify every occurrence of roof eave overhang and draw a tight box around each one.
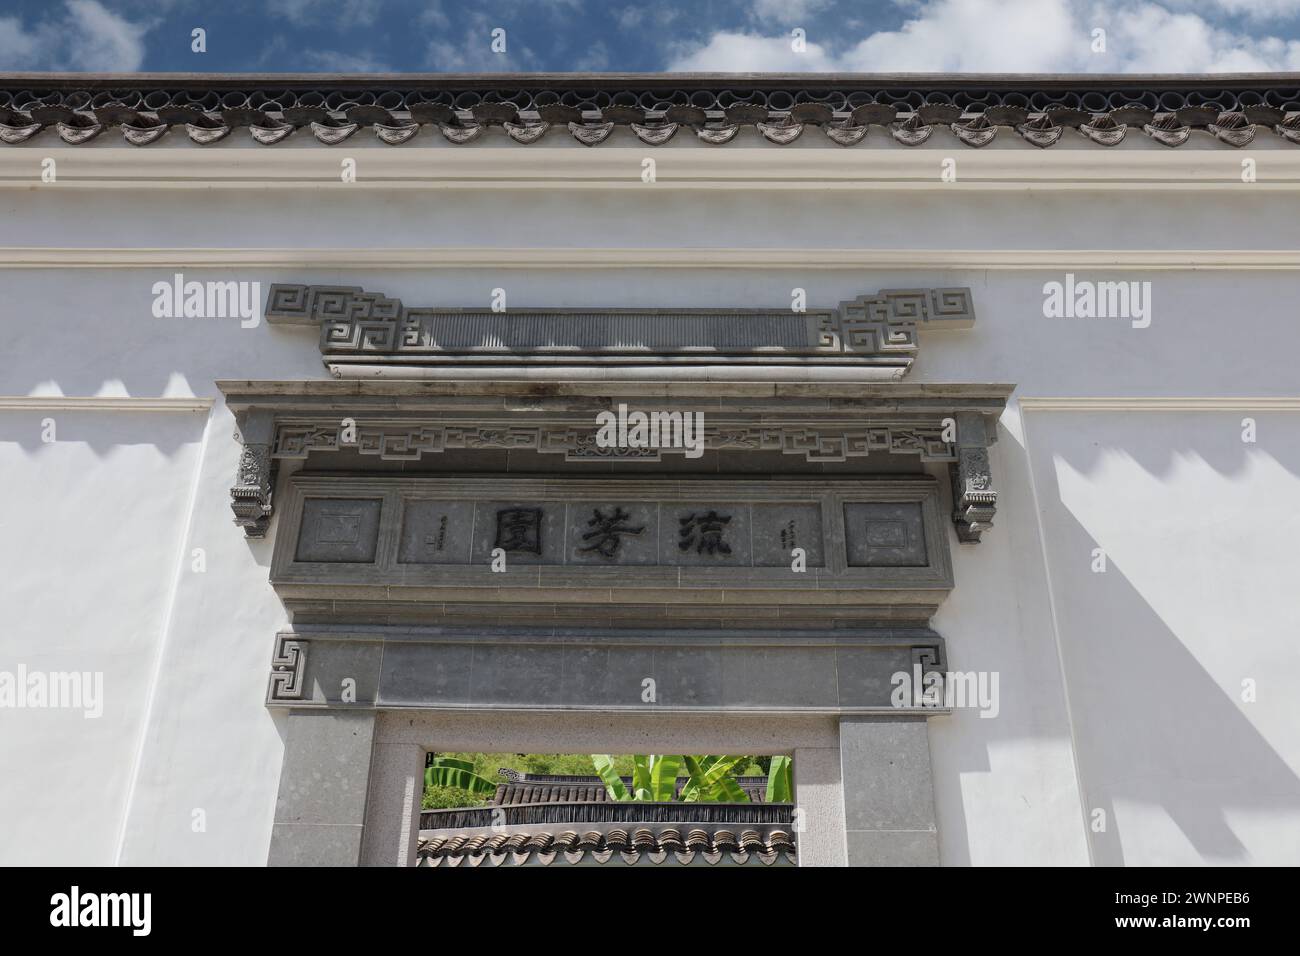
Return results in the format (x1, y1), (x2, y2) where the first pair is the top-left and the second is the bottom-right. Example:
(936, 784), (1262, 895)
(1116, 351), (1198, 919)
(5, 71), (1300, 90)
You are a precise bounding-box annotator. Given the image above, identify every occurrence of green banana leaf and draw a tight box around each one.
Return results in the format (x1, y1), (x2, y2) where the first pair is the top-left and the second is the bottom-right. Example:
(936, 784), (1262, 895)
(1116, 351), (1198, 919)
(649, 754), (684, 801)
(424, 764), (498, 795)
(427, 757), (476, 773)
(632, 754), (652, 801)
(680, 755), (752, 803)
(591, 754), (632, 801)
(697, 755), (752, 802)
(766, 755), (793, 803)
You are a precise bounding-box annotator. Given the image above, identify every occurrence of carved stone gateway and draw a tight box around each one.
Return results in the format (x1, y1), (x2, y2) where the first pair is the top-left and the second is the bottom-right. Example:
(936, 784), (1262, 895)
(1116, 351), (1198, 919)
(219, 281), (1012, 867)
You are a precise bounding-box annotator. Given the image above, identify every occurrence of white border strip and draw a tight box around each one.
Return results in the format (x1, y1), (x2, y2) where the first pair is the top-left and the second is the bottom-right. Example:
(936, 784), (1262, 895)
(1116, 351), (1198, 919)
(5, 148), (1300, 190)
(0, 396), (213, 411)
(2, 248), (1299, 270)
(1018, 396), (1300, 410)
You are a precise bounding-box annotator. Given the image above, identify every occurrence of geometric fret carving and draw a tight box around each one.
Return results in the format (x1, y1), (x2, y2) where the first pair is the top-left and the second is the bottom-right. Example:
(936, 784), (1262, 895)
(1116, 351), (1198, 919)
(272, 421), (960, 465)
(265, 284), (975, 373)
(911, 645), (947, 709)
(814, 288), (975, 355)
(267, 635), (307, 703)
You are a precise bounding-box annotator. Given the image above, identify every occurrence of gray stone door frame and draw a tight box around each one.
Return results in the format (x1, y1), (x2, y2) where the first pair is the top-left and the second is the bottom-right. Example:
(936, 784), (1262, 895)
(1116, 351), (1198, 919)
(269, 710), (940, 867)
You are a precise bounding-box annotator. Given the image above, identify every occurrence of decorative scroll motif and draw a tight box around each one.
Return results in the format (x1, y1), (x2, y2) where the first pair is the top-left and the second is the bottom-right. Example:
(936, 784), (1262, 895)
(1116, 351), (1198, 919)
(1079, 113), (1127, 146)
(1144, 113), (1192, 147)
(824, 119), (868, 146)
(231, 441), (275, 537)
(6, 80), (1300, 150)
(1208, 111), (1256, 147)
(264, 284), (975, 371)
(813, 288), (975, 356)
(272, 421), (958, 465)
(951, 447), (997, 543)
(267, 635), (307, 703)
(1016, 114), (1063, 148)
(951, 114), (997, 147)
(912, 645), (947, 709)
(890, 114), (933, 146)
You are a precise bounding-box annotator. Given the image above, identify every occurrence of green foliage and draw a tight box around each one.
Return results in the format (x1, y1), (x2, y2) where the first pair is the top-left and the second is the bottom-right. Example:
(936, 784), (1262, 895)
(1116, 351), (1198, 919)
(591, 754), (631, 801)
(680, 755), (751, 802)
(765, 755), (793, 803)
(594, 753), (684, 801)
(422, 784), (491, 810)
(592, 753), (789, 803)
(422, 752), (643, 812)
(421, 751), (793, 811)
(424, 756), (498, 795)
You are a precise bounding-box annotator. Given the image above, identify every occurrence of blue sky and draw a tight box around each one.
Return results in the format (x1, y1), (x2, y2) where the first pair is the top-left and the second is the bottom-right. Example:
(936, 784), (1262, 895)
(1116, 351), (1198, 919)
(2, 0), (1300, 74)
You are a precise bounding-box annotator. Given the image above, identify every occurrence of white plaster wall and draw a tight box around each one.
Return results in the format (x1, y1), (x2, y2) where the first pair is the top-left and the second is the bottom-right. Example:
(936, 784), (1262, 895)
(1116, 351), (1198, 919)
(1022, 409), (1300, 865)
(1, 162), (1297, 865)
(0, 408), (206, 864)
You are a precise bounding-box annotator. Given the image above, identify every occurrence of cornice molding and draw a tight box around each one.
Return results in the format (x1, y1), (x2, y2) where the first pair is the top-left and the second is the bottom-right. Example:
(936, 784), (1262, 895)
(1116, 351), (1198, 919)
(1018, 396), (1300, 410)
(0, 395), (212, 411)
(6, 149), (1300, 190)
(3, 247), (1299, 271)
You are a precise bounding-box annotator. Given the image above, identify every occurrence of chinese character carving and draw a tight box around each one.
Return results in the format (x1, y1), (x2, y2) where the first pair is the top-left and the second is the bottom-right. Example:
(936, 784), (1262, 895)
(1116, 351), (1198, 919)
(578, 506), (645, 559)
(779, 519), (797, 551)
(678, 510), (733, 556)
(424, 514), (449, 553)
(495, 507), (542, 554)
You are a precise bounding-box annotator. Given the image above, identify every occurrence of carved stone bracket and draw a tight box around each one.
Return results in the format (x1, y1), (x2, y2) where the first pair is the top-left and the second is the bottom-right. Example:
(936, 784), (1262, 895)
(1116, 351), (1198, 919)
(949, 412), (997, 543)
(231, 409), (277, 538)
(267, 634), (307, 704)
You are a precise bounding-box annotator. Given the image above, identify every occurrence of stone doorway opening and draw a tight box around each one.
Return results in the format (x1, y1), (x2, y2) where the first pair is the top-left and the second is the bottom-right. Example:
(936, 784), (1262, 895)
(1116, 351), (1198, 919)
(416, 752), (798, 866)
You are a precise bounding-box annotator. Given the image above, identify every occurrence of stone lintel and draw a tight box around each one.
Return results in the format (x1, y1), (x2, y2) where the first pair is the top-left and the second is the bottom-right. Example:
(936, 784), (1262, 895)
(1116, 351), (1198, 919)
(264, 626), (951, 717)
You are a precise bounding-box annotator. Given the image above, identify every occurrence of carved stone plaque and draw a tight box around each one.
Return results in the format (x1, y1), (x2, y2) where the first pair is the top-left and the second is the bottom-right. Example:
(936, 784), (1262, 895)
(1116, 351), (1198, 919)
(294, 498), (383, 563)
(396, 500), (474, 565)
(272, 477), (953, 596)
(844, 502), (928, 567)
(469, 502), (568, 566)
(567, 502), (659, 566)
(752, 502), (825, 568)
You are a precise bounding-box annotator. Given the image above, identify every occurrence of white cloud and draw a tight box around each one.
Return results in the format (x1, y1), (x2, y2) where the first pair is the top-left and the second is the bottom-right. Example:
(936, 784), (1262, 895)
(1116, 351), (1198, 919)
(666, 32), (840, 72)
(1168, 0), (1300, 21)
(267, 0), (382, 28)
(0, 0), (151, 72)
(750, 0), (834, 27)
(616, 4), (680, 31)
(425, 14), (541, 72)
(667, 0), (1300, 73)
(572, 39), (611, 71)
(300, 49), (392, 72)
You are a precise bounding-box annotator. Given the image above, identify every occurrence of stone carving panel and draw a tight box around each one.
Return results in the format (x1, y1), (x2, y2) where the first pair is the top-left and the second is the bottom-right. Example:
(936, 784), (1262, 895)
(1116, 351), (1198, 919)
(567, 502), (659, 566)
(294, 498), (383, 563)
(271, 477), (953, 589)
(396, 500), (474, 565)
(751, 503), (825, 568)
(844, 502), (928, 568)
